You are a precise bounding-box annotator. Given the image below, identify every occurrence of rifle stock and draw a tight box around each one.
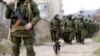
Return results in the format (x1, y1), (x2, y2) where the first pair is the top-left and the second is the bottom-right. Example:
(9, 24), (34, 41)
(14, 19), (21, 28)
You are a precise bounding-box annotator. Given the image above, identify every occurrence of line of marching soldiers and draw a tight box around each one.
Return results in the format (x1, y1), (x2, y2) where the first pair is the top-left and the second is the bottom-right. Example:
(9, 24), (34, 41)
(50, 14), (100, 45)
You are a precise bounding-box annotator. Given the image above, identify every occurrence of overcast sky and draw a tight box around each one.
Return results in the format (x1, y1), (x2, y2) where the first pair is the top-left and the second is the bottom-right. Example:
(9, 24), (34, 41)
(62, 0), (100, 15)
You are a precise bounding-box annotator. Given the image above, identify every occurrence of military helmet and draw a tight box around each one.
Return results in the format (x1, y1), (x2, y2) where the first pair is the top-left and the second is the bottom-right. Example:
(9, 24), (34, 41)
(89, 20), (91, 22)
(67, 15), (72, 20)
(18, 0), (29, 3)
(54, 14), (59, 19)
(68, 15), (72, 18)
(85, 19), (88, 21)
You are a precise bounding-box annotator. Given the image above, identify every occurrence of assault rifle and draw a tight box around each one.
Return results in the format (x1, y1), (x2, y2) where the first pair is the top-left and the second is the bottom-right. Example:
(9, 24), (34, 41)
(2, 1), (35, 41)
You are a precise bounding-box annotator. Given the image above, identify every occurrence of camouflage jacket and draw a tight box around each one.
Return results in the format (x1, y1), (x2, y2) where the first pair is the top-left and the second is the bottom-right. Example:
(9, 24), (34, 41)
(5, 0), (40, 37)
(62, 18), (74, 32)
(50, 18), (61, 31)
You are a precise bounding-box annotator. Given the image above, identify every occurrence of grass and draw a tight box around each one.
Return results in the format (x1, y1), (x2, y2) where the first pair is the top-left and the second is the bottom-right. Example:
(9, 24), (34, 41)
(93, 31), (100, 42)
(34, 36), (51, 46)
(0, 41), (11, 54)
(0, 43), (7, 53)
(94, 37), (100, 42)
(93, 31), (100, 56)
(94, 48), (100, 56)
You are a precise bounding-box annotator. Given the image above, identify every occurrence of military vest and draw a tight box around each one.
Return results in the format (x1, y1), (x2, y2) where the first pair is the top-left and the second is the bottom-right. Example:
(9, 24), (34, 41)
(64, 19), (73, 32)
(51, 18), (61, 30)
(77, 22), (85, 29)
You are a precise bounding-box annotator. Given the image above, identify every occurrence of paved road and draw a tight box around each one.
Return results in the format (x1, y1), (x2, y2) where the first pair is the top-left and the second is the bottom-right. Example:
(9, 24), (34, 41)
(19, 39), (100, 56)
(1, 39), (100, 56)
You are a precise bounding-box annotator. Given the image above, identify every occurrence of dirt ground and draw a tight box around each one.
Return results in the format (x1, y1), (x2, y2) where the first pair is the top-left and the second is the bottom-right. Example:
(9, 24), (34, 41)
(1, 39), (100, 56)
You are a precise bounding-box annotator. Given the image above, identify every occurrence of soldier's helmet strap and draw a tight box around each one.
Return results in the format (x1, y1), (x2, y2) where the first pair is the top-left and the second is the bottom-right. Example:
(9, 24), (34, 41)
(14, 0), (33, 22)
(27, 2), (33, 22)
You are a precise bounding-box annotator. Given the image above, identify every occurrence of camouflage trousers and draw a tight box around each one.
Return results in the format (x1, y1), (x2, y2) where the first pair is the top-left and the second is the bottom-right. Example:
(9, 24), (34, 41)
(50, 29), (60, 42)
(62, 31), (74, 44)
(11, 35), (35, 56)
(77, 30), (86, 44)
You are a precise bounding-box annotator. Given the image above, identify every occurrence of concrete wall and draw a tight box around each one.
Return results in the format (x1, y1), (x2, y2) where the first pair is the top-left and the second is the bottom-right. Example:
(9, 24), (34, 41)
(34, 0), (47, 3)
(34, 0), (62, 20)
(0, 0), (62, 40)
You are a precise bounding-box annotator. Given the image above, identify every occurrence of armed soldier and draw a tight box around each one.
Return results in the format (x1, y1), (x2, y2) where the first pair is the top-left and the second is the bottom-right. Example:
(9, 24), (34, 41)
(5, 0), (40, 56)
(50, 14), (61, 42)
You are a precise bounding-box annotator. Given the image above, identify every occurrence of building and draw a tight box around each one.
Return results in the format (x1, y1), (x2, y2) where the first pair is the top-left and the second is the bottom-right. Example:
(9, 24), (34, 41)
(0, 0), (63, 39)
(34, 0), (63, 20)
(0, 0), (63, 21)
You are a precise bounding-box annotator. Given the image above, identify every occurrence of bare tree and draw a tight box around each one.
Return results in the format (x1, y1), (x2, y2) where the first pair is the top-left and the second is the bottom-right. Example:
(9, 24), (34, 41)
(92, 9), (100, 22)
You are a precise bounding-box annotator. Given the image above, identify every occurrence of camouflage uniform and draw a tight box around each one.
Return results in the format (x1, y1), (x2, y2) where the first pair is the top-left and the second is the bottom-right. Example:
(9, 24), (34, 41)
(84, 19), (90, 38)
(74, 18), (80, 43)
(60, 16), (67, 42)
(88, 20), (93, 38)
(77, 17), (86, 44)
(62, 15), (74, 44)
(5, 0), (40, 56)
(50, 15), (61, 42)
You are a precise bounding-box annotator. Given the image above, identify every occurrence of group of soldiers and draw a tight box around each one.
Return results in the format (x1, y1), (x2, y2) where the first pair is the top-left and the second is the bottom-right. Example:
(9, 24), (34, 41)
(2, 0), (100, 55)
(50, 14), (100, 44)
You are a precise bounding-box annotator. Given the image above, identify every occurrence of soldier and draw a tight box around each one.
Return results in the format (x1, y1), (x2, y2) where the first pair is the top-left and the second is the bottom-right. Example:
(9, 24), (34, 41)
(62, 15), (74, 44)
(60, 16), (67, 43)
(88, 20), (93, 38)
(74, 17), (80, 43)
(72, 17), (78, 41)
(50, 14), (61, 42)
(96, 23), (100, 32)
(84, 19), (90, 39)
(77, 16), (86, 44)
(5, 0), (41, 56)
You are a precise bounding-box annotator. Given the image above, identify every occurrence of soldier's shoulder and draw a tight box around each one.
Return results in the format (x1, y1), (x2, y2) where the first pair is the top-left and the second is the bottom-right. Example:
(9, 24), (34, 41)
(30, 0), (37, 6)
(7, 2), (14, 6)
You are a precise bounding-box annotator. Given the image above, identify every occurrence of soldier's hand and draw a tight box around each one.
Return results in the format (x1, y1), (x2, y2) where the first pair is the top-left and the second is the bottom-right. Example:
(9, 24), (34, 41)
(25, 23), (32, 30)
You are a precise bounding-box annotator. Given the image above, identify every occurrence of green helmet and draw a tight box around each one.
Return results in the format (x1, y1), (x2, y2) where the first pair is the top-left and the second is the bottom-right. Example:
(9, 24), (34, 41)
(68, 15), (72, 18)
(67, 15), (72, 20)
(18, 0), (25, 3)
(85, 19), (88, 21)
(54, 14), (59, 19)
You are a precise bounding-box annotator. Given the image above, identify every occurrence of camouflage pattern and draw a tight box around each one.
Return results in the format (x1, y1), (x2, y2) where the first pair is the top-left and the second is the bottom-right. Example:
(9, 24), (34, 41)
(84, 19), (90, 38)
(60, 14), (99, 44)
(76, 16), (86, 44)
(61, 15), (74, 44)
(50, 15), (61, 42)
(5, 0), (40, 56)
(74, 17), (81, 43)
